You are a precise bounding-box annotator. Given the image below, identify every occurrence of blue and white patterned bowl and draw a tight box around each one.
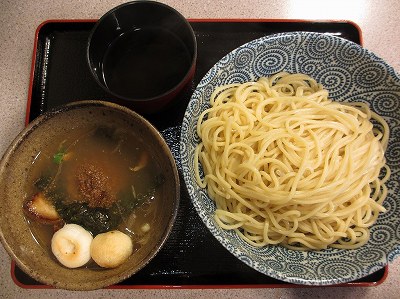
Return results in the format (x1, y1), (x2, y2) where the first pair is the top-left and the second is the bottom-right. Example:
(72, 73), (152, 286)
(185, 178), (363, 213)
(180, 31), (400, 285)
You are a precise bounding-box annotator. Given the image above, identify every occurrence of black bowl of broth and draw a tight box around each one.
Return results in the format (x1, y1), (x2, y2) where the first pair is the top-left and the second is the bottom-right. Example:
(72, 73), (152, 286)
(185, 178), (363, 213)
(87, 1), (197, 114)
(0, 100), (180, 290)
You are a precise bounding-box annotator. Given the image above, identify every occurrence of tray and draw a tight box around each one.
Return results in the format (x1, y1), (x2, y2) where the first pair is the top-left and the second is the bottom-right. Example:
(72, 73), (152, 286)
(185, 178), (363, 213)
(13, 19), (387, 289)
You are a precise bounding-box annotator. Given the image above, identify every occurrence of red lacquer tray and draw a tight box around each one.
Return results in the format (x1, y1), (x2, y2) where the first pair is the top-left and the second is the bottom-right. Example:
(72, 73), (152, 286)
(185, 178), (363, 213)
(12, 19), (388, 289)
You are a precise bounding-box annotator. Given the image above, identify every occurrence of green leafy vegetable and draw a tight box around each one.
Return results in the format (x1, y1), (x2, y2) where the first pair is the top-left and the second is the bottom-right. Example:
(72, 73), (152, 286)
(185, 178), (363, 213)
(51, 173), (165, 235)
(53, 151), (65, 164)
(115, 174), (165, 215)
(93, 126), (118, 142)
(34, 175), (53, 191)
(56, 202), (120, 235)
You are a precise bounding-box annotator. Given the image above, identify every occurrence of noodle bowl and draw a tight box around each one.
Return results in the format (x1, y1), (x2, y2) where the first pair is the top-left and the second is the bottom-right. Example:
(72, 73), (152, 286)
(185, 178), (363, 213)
(194, 72), (390, 250)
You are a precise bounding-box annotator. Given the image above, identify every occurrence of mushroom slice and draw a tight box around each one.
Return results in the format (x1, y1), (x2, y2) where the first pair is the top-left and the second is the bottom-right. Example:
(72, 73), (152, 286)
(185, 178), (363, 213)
(130, 152), (149, 172)
(23, 192), (61, 225)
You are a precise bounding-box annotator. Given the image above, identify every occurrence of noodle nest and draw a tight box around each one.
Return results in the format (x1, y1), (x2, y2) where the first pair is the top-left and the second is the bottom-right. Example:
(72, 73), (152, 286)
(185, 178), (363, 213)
(195, 72), (389, 250)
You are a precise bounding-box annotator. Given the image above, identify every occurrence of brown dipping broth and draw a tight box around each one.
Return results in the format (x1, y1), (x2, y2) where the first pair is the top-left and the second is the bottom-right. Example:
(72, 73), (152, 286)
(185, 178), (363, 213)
(24, 124), (162, 269)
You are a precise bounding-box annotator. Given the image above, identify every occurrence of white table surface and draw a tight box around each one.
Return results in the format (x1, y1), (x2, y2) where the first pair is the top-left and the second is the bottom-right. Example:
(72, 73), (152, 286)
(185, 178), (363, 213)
(0, 1), (399, 298)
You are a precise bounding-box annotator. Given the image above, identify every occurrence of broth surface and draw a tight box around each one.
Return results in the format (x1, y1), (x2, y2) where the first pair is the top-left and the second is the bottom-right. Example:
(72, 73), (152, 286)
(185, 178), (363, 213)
(24, 124), (162, 268)
(102, 27), (192, 99)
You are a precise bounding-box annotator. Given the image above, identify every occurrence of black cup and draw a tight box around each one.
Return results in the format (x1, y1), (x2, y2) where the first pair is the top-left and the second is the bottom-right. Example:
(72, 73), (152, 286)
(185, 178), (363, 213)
(87, 1), (197, 114)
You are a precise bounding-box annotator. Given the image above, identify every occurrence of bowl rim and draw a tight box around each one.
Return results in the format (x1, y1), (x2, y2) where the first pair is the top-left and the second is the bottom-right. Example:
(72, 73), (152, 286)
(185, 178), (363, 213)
(0, 100), (180, 290)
